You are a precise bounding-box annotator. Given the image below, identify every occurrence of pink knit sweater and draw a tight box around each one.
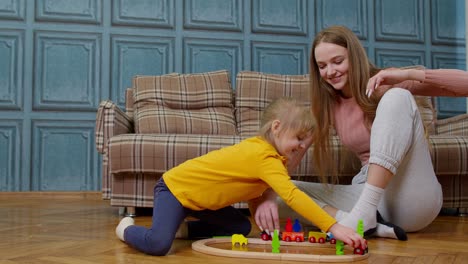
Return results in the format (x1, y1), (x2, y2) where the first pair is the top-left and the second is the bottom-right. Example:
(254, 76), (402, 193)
(334, 69), (468, 164)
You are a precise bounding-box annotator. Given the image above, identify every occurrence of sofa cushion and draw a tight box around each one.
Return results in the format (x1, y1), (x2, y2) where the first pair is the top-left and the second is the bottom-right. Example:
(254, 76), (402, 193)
(108, 134), (243, 173)
(235, 71), (310, 137)
(133, 70), (236, 135)
(414, 95), (436, 135)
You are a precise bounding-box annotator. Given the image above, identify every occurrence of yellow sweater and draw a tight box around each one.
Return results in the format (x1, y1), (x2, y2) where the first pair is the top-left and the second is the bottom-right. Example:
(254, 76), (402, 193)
(163, 136), (337, 232)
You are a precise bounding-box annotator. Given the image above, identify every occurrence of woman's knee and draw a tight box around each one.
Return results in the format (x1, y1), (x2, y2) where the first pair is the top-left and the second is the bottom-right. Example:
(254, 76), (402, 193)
(378, 88), (416, 114)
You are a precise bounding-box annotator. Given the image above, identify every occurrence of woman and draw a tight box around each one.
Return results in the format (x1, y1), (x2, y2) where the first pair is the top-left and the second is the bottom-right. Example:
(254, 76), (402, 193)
(252, 25), (468, 240)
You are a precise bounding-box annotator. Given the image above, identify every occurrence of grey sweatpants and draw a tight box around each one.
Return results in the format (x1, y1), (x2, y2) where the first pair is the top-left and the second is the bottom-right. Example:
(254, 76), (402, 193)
(280, 88), (443, 232)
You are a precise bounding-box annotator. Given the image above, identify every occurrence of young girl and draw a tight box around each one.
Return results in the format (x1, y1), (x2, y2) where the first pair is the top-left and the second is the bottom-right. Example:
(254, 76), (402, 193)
(115, 97), (367, 256)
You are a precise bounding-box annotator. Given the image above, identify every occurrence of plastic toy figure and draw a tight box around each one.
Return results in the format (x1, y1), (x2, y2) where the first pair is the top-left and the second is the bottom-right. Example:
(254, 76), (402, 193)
(335, 240), (344, 255)
(231, 234), (248, 247)
(285, 218), (293, 232)
(271, 230), (280, 253)
(293, 219), (302, 232)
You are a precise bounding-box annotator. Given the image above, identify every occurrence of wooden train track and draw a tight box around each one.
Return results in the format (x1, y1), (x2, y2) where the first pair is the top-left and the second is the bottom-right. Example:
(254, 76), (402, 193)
(192, 237), (369, 262)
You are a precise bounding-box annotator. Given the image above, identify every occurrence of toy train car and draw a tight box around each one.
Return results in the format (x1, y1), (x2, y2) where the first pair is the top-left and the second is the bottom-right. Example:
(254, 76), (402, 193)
(260, 230), (336, 244)
(308, 231), (336, 244)
(281, 231), (304, 242)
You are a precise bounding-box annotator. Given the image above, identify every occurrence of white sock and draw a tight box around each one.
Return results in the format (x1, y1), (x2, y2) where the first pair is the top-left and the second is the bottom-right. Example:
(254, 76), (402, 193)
(338, 183), (383, 232)
(334, 210), (348, 222)
(375, 223), (398, 239)
(116, 216), (134, 241)
(336, 209), (402, 240)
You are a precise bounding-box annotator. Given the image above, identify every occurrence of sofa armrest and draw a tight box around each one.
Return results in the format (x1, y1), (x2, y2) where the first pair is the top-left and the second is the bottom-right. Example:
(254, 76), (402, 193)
(435, 113), (468, 136)
(108, 134), (242, 174)
(429, 135), (468, 175)
(95, 100), (134, 154)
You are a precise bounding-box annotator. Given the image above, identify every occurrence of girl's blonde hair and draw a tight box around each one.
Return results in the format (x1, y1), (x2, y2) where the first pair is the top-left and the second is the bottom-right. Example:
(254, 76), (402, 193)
(258, 97), (315, 142)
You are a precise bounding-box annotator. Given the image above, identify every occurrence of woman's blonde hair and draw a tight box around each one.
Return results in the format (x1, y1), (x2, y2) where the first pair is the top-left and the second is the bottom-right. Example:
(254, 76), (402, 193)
(309, 26), (433, 183)
(309, 25), (382, 183)
(258, 97), (315, 142)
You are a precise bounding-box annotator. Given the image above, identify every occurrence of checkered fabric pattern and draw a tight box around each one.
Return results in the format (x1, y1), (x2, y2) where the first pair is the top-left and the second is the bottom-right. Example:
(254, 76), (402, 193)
(235, 71), (311, 137)
(132, 70), (237, 135)
(95, 100), (133, 199)
(108, 134), (243, 207)
(95, 70), (468, 211)
(435, 113), (468, 136)
(429, 135), (468, 208)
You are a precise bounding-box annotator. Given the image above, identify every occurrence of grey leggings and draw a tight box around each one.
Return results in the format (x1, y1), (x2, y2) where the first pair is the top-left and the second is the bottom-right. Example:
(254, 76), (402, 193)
(279, 88), (443, 232)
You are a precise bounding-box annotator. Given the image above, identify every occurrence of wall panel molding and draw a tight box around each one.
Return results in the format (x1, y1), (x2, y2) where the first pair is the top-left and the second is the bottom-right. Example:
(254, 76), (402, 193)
(33, 31), (101, 111)
(252, 0), (307, 35)
(252, 41), (307, 74)
(375, 0), (424, 43)
(375, 48), (425, 67)
(184, 38), (242, 84)
(317, 0), (367, 40)
(32, 120), (97, 191)
(111, 35), (174, 107)
(184, 0), (242, 31)
(432, 51), (467, 118)
(0, 0), (25, 21)
(112, 0), (174, 28)
(0, 29), (23, 110)
(35, 0), (102, 24)
(0, 121), (21, 191)
(431, 0), (465, 45)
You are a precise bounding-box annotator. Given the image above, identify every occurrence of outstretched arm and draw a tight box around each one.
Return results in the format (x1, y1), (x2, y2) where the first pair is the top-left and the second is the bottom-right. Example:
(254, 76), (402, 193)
(366, 67), (425, 97)
(250, 189), (367, 249)
(367, 67), (468, 97)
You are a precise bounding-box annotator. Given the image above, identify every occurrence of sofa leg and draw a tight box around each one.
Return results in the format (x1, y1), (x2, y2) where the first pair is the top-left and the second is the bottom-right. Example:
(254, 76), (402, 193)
(459, 208), (467, 217)
(125, 207), (136, 217)
(118, 207), (126, 216)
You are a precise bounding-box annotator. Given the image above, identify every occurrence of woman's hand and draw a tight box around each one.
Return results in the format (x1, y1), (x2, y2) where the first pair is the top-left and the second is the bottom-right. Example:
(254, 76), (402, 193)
(249, 189), (280, 234)
(366, 68), (425, 98)
(328, 223), (367, 250)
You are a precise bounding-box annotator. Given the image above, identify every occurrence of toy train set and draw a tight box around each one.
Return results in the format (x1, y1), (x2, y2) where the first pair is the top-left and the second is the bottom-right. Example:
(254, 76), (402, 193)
(191, 217), (369, 262)
(259, 218), (367, 255)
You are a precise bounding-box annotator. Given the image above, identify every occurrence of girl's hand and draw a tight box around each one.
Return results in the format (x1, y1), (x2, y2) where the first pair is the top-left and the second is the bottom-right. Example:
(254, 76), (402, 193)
(328, 223), (367, 250)
(249, 189), (280, 234)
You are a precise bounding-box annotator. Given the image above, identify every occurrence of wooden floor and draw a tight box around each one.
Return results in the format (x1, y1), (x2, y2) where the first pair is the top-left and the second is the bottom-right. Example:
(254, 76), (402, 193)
(1, 192), (468, 264)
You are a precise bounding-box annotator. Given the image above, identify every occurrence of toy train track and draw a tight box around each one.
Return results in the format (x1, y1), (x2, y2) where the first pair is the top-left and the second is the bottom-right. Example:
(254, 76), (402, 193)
(192, 237), (369, 262)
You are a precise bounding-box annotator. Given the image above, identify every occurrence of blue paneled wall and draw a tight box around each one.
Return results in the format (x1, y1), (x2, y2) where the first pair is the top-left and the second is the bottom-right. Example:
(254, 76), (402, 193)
(0, 0), (465, 191)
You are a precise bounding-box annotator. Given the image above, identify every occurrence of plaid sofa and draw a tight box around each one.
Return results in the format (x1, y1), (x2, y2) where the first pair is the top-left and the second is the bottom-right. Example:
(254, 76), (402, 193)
(95, 70), (468, 215)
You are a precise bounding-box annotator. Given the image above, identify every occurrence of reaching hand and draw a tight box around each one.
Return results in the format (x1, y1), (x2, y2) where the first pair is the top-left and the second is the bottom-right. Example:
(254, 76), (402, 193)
(328, 223), (367, 250)
(251, 190), (280, 234)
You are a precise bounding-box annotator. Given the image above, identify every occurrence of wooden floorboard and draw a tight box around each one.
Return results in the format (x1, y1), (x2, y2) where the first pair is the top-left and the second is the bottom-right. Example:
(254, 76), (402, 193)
(1, 192), (467, 264)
